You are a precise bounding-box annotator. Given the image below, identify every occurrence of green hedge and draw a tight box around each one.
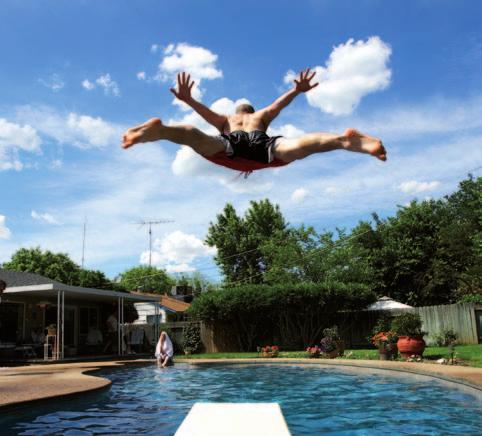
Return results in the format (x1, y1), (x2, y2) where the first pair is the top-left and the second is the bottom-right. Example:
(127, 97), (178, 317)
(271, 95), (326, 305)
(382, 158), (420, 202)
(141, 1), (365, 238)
(189, 282), (376, 351)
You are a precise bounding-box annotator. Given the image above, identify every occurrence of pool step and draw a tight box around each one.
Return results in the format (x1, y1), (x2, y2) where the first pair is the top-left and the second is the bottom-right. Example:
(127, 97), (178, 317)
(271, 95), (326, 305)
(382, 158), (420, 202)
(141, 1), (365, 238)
(175, 403), (291, 436)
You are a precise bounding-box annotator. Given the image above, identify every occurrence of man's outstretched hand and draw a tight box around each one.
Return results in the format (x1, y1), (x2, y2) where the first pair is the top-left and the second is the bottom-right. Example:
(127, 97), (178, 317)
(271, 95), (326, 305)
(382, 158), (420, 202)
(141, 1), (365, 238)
(294, 68), (319, 93)
(170, 72), (195, 102)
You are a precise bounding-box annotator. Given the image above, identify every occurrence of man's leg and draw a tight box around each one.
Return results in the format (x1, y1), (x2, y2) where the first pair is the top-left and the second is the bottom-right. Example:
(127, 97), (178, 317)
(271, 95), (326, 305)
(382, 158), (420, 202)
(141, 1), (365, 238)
(274, 129), (386, 163)
(122, 118), (224, 157)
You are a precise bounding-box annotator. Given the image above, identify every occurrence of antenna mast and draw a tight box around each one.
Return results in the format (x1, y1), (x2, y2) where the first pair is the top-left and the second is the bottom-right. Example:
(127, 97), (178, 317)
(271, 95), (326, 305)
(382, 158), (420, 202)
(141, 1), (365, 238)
(81, 218), (87, 268)
(134, 219), (174, 266)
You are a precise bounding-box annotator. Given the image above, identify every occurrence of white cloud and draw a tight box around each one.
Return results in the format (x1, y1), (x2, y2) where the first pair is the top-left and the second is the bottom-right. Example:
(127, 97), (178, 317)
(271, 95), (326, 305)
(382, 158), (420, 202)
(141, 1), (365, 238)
(51, 159), (63, 169)
(82, 79), (95, 90)
(0, 118), (41, 171)
(268, 123), (305, 138)
(31, 210), (61, 225)
(0, 215), (11, 239)
(15, 105), (122, 149)
(158, 43), (222, 81)
(291, 187), (309, 203)
(151, 43), (160, 53)
(140, 230), (216, 272)
(66, 113), (119, 148)
(38, 74), (64, 92)
(292, 36), (391, 115)
(155, 42), (223, 108)
(398, 180), (441, 194)
(95, 74), (120, 97)
(81, 74), (120, 96)
(137, 71), (146, 81)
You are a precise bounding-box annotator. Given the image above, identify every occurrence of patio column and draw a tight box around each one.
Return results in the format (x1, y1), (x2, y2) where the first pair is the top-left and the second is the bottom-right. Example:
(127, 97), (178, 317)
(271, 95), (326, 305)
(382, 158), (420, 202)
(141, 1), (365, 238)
(56, 291), (60, 360)
(117, 297), (121, 356)
(61, 291), (65, 360)
(121, 297), (125, 356)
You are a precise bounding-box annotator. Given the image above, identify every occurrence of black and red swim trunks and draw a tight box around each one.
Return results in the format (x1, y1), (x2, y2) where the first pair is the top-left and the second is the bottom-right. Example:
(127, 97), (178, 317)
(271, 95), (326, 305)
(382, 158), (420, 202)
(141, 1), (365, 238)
(204, 130), (288, 173)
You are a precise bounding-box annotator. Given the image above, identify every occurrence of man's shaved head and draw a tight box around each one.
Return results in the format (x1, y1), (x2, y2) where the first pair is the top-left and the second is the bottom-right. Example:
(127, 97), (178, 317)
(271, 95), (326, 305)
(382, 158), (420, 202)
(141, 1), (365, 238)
(235, 103), (255, 114)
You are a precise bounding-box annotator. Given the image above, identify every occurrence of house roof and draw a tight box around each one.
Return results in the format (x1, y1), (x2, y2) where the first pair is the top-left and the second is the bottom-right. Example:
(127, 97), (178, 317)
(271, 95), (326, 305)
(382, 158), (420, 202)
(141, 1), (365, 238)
(0, 268), (158, 302)
(0, 268), (65, 288)
(160, 295), (191, 313)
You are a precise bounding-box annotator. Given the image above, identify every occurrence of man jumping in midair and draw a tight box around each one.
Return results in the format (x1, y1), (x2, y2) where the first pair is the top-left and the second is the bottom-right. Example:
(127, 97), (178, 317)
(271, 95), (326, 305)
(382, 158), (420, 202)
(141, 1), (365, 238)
(122, 69), (386, 173)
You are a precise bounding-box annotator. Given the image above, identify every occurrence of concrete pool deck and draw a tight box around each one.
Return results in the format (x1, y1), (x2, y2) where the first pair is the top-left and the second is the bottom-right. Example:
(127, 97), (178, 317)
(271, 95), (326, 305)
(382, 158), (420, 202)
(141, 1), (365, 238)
(1, 358), (481, 409)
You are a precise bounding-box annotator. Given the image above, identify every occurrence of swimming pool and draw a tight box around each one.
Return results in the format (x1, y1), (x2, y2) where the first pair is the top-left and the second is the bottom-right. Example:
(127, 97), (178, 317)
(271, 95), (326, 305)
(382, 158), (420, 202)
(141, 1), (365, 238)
(1, 363), (481, 435)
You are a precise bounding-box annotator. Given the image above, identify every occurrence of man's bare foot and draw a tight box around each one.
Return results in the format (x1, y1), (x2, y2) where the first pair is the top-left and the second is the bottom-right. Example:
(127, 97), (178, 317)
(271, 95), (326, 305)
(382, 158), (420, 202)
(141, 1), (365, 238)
(344, 128), (387, 161)
(122, 118), (164, 149)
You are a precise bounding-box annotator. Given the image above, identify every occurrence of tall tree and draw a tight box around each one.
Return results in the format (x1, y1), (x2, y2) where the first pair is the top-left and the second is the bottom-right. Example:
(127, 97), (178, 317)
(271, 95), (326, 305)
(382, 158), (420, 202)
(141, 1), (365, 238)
(206, 199), (288, 284)
(116, 265), (174, 294)
(2, 247), (111, 289)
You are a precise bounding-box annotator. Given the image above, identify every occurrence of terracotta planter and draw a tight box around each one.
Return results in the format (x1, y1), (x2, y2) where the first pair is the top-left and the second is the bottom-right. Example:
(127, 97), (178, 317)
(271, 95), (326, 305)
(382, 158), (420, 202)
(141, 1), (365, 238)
(323, 349), (339, 359)
(397, 335), (425, 359)
(261, 352), (278, 358)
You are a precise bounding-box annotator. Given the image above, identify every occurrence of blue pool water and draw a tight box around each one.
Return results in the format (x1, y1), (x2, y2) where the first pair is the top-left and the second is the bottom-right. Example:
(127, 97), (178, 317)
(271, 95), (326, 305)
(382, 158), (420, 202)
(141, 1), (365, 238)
(1, 363), (481, 435)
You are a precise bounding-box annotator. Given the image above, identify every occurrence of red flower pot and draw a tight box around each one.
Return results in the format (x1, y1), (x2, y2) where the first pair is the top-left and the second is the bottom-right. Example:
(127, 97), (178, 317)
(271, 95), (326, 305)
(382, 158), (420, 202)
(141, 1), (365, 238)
(397, 335), (426, 359)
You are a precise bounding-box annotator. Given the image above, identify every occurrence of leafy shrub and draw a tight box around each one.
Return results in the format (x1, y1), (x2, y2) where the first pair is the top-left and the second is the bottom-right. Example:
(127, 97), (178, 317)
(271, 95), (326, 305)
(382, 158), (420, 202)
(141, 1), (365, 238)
(322, 326), (340, 341)
(319, 337), (336, 353)
(182, 323), (202, 354)
(432, 329), (458, 347)
(391, 312), (425, 336)
(189, 282), (376, 351)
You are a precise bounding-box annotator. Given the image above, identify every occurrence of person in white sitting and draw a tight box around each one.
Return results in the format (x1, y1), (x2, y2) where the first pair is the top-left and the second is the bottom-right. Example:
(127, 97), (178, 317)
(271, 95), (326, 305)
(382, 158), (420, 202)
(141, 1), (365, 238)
(155, 331), (174, 367)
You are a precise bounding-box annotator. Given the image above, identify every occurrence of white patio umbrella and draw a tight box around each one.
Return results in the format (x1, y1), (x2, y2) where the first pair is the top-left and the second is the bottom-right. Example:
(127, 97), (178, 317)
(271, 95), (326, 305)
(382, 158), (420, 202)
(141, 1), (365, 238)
(367, 296), (413, 311)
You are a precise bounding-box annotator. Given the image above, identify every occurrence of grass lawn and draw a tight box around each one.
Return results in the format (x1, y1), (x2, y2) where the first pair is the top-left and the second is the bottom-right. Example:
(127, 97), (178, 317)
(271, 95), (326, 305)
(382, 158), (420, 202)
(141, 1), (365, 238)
(180, 344), (482, 368)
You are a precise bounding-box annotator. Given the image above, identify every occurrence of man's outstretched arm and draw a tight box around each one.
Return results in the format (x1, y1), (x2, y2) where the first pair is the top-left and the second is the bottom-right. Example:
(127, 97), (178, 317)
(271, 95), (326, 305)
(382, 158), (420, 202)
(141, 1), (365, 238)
(170, 72), (227, 133)
(259, 68), (319, 126)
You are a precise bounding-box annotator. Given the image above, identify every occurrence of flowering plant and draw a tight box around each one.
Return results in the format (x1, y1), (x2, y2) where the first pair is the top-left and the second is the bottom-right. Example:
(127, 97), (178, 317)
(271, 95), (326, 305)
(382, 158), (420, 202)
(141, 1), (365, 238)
(319, 337), (336, 353)
(260, 345), (279, 357)
(371, 331), (398, 348)
(306, 346), (321, 358)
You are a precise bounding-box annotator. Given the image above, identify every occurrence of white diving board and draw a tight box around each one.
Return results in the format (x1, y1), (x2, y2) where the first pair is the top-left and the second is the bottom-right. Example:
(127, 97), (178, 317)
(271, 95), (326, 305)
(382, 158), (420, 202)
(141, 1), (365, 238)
(175, 403), (292, 436)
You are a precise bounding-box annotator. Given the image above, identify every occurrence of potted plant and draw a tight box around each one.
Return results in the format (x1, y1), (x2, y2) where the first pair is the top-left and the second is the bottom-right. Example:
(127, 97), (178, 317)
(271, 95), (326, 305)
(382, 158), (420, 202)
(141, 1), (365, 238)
(370, 315), (398, 360)
(306, 345), (321, 358)
(391, 312), (426, 359)
(371, 331), (398, 360)
(260, 345), (279, 358)
(322, 326), (344, 356)
(319, 337), (338, 358)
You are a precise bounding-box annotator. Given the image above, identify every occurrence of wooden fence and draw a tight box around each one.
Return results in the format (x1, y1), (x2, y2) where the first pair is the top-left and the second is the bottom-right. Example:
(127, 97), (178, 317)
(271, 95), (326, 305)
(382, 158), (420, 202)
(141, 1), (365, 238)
(198, 302), (481, 353)
(413, 302), (481, 345)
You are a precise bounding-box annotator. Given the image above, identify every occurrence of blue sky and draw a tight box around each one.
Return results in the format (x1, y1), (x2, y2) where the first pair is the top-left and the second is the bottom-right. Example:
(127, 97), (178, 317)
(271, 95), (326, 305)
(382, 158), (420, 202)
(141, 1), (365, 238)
(1, 0), (481, 282)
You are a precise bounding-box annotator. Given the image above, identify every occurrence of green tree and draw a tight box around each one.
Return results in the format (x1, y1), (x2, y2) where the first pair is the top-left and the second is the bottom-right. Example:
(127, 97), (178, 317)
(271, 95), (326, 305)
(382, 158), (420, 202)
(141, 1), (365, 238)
(262, 225), (375, 286)
(3, 247), (81, 285)
(2, 247), (112, 289)
(206, 199), (288, 284)
(174, 271), (217, 296)
(353, 176), (481, 306)
(116, 265), (174, 294)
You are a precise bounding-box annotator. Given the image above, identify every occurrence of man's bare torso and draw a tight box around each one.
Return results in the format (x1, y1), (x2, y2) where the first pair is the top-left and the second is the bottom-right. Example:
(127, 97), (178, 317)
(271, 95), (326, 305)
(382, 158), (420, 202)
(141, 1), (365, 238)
(224, 112), (267, 135)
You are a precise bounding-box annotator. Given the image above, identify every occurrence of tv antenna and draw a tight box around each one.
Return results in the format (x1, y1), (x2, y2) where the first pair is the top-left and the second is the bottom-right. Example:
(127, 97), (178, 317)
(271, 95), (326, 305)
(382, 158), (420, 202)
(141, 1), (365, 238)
(134, 219), (174, 266)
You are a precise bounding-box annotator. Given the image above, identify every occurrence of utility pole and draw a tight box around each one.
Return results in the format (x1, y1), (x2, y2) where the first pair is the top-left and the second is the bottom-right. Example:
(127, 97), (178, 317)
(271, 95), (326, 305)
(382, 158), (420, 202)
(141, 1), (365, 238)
(134, 219), (174, 266)
(81, 218), (87, 269)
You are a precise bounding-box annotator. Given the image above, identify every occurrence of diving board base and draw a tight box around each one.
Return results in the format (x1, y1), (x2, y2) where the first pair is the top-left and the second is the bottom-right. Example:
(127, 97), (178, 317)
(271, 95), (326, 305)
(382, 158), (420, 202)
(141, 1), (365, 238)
(175, 402), (291, 436)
